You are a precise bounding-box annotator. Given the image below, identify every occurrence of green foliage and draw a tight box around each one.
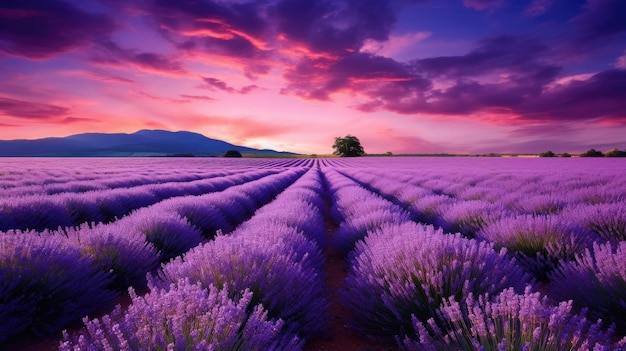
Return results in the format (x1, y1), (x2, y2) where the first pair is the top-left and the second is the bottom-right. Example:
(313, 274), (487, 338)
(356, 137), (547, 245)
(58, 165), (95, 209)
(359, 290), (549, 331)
(539, 150), (556, 157)
(223, 149), (242, 158)
(332, 135), (365, 157)
(560, 152), (572, 157)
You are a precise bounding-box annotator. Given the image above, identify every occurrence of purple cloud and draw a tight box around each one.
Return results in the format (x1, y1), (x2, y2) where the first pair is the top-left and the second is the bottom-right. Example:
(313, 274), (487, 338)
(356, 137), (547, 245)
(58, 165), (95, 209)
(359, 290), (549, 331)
(273, 0), (399, 54)
(523, 0), (554, 16)
(572, 0), (626, 45)
(516, 69), (626, 123)
(462, 0), (503, 11)
(0, 96), (69, 119)
(0, 0), (116, 59)
(91, 39), (186, 75)
(201, 77), (258, 94)
(179, 95), (216, 101)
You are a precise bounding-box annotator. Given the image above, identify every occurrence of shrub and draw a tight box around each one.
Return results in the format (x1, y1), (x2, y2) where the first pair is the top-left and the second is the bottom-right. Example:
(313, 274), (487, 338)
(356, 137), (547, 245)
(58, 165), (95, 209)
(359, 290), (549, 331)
(580, 148), (604, 157)
(223, 149), (243, 157)
(402, 287), (624, 351)
(341, 222), (531, 340)
(539, 150), (556, 157)
(61, 279), (302, 351)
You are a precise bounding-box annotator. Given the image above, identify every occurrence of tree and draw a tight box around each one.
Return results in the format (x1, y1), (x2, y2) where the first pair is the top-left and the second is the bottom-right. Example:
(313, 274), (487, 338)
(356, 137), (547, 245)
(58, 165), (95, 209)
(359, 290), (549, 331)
(580, 149), (604, 157)
(539, 150), (556, 157)
(223, 149), (242, 157)
(606, 148), (626, 157)
(332, 135), (365, 157)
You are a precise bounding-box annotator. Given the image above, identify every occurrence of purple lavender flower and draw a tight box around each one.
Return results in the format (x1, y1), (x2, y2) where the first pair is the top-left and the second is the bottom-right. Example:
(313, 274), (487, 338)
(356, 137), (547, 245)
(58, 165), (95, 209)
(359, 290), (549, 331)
(160, 196), (234, 237)
(60, 279), (302, 351)
(116, 209), (203, 262)
(402, 287), (624, 351)
(564, 203), (626, 243)
(342, 222), (531, 340)
(0, 232), (116, 343)
(0, 196), (72, 231)
(477, 215), (596, 281)
(151, 232), (328, 339)
(548, 241), (626, 333)
(437, 200), (508, 238)
(65, 222), (160, 291)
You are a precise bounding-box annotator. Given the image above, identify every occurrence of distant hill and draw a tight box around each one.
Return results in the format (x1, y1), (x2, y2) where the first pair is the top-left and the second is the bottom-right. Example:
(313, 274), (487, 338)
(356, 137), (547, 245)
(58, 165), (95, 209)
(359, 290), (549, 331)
(0, 130), (295, 157)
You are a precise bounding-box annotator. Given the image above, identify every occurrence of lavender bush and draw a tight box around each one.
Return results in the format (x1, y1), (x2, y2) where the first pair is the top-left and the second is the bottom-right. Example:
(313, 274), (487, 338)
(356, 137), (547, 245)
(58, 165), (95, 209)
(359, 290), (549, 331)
(116, 209), (203, 262)
(437, 200), (507, 238)
(150, 232), (328, 339)
(60, 279), (302, 351)
(65, 223), (160, 291)
(342, 222), (531, 340)
(565, 203), (626, 243)
(476, 215), (595, 281)
(0, 232), (116, 343)
(548, 241), (626, 333)
(402, 287), (625, 351)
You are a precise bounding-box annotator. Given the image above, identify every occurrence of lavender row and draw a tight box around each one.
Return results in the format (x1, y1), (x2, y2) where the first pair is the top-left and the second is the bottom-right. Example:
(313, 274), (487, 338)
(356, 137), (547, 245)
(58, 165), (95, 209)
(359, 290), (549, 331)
(0, 158), (316, 194)
(322, 168), (625, 349)
(0, 168), (306, 345)
(61, 168), (329, 350)
(339, 166), (625, 272)
(0, 168), (283, 232)
(0, 168), (237, 197)
(337, 166), (626, 333)
(345, 221), (625, 349)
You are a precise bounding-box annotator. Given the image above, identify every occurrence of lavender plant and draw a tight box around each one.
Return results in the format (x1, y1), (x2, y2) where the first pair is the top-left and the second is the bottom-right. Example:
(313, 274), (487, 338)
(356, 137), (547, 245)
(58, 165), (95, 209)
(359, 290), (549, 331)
(437, 200), (507, 238)
(60, 279), (303, 351)
(65, 223), (160, 291)
(0, 232), (116, 342)
(548, 241), (626, 333)
(476, 215), (595, 281)
(117, 209), (203, 262)
(150, 233), (328, 339)
(161, 196), (234, 237)
(565, 203), (626, 243)
(402, 287), (625, 351)
(342, 222), (531, 340)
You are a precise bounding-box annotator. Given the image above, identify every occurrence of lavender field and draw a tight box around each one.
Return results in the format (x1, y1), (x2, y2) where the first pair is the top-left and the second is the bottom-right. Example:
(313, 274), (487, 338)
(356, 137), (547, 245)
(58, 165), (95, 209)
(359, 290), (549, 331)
(1, 157), (626, 350)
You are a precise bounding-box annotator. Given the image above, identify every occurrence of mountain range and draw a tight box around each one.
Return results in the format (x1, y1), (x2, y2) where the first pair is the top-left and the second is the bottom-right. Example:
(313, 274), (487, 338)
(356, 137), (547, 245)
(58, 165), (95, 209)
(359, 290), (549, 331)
(0, 130), (295, 157)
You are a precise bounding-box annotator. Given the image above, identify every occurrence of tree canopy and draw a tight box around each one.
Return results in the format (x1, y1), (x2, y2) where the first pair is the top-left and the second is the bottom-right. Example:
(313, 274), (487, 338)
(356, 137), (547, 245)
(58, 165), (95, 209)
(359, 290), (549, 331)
(332, 135), (365, 157)
(223, 149), (242, 157)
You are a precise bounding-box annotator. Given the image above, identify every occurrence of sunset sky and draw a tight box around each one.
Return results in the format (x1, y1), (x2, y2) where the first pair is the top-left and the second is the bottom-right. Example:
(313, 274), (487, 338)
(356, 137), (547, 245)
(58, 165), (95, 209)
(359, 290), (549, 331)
(1, 0), (625, 154)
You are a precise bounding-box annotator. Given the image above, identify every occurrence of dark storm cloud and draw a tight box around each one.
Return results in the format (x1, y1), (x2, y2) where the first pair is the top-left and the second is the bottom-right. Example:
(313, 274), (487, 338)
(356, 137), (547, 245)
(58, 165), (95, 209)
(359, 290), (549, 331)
(273, 0), (398, 53)
(0, 96), (70, 119)
(516, 69), (626, 123)
(0, 0), (116, 59)
(282, 52), (428, 101)
(572, 0), (626, 45)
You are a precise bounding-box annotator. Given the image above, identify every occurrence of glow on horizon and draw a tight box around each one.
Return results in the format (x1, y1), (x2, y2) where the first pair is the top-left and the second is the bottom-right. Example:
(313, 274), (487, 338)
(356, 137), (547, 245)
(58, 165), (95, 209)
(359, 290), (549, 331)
(0, 0), (625, 155)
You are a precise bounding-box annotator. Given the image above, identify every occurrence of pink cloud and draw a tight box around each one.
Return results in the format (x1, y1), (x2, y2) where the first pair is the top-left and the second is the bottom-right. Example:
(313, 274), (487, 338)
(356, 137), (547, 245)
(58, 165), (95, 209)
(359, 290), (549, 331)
(0, 96), (70, 119)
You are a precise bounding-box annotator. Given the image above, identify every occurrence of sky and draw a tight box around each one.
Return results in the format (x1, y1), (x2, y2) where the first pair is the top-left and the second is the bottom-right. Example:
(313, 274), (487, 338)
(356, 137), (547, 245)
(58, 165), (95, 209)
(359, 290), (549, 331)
(0, 0), (625, 155)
